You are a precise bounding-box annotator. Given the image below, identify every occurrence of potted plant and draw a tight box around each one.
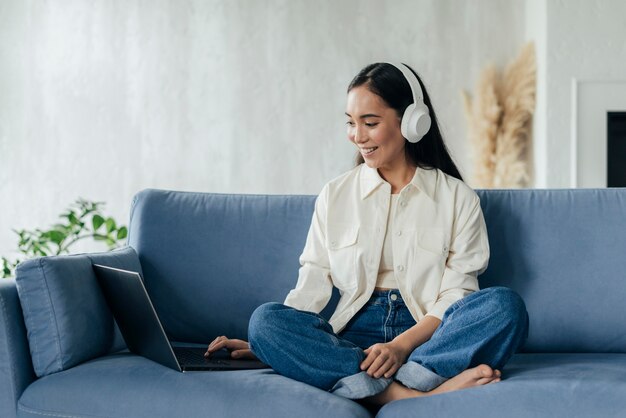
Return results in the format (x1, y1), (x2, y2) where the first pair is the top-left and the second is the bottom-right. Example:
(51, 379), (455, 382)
(2, 198), (128, 278)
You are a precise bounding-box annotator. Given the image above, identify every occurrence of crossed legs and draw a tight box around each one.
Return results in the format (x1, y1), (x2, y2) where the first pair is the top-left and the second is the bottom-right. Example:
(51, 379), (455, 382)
(248, 286), (529, 404)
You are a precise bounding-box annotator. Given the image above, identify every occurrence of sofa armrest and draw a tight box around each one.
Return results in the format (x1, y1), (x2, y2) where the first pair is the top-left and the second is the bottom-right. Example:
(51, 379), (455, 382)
(0, 279), (36, 418)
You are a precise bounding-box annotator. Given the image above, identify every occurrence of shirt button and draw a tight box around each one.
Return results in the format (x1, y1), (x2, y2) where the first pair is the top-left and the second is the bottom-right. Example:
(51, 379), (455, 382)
(397, 265), (404, 272)
(331, 241), (337, 247)
(396, 230), (402, 236)
(400, 201), (406, 207)
(443, 246), (449, 253)
(390, 294), (398, 301)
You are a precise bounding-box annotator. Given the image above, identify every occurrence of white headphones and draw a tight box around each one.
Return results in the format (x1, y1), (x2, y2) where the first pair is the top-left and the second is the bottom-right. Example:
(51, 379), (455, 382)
(386, 62), (432, 143)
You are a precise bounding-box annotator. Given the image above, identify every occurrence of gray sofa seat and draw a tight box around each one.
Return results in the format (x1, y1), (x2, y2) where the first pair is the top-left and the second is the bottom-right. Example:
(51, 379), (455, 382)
(17, 352), (626, 418)
(378, 353), (626, 418)
(18, 352), (371, 418)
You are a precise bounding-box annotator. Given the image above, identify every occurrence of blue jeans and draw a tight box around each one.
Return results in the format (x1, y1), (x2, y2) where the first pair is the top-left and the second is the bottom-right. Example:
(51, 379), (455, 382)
(248, 286), (529, 399)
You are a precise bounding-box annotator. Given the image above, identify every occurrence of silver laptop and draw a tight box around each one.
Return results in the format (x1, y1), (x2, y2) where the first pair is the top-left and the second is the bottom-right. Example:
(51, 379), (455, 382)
(92, 264), (270, 372)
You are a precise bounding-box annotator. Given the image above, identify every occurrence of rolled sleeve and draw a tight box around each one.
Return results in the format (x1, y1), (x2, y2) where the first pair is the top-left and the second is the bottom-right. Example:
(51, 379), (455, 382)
(426, 195), (490, 320)
(284, 184), (333, 313)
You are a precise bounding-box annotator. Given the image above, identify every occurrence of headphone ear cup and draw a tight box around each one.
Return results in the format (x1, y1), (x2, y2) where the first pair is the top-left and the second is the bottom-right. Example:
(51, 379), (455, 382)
(400, 103), (416, 141)
(412, 103), (431, 141)
(401, 103), (431, 143)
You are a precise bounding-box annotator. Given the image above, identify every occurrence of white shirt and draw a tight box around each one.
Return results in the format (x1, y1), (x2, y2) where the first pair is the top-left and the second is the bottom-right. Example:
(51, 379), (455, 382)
(284, 163), (490, 334)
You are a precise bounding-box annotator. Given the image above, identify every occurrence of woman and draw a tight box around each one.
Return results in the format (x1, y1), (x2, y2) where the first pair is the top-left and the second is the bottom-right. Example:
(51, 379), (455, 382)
(205, 62), (529, 405)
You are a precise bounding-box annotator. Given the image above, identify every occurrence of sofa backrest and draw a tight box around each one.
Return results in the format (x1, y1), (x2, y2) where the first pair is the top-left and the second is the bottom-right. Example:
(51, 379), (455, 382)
(476, 188), (626, 353)
(128, 188), (626, 354)
(127, 189), (319, 344)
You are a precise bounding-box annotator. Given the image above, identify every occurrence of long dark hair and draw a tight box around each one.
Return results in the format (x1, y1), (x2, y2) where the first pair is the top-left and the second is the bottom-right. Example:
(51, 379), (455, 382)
(347, 62), (464, 182)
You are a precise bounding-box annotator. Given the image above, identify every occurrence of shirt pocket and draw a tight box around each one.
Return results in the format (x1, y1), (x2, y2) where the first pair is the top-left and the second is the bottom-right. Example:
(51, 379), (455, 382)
(327, 224), (359, 290)
(415, 227), (450, 258)
(412, 227), (449, 280)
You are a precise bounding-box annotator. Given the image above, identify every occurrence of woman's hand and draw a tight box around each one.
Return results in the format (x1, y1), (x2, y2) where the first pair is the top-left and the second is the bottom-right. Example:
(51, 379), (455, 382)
(360, 341), (411, 378)
(205, 335), (258, 360)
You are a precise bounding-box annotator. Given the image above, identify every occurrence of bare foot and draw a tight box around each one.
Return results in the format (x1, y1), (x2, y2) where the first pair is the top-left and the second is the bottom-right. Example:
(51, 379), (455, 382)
(364, 365), (501, 405)
(430, 364), (500, 395)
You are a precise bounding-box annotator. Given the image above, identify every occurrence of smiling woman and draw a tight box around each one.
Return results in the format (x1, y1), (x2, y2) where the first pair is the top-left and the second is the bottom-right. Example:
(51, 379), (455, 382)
(346, 63), (463, 191)
(206, 62), (529, 407)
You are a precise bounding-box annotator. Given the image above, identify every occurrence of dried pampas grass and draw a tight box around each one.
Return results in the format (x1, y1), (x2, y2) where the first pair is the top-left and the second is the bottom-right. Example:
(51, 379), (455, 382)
(463, 42), (536, 188)
(463, 65), (501, 189)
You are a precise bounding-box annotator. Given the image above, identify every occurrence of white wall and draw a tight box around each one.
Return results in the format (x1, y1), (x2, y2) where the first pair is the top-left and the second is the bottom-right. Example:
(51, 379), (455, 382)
(1, 0), (527, 258)
(542, 0), (626, 188)
(525, 0), (547, 188)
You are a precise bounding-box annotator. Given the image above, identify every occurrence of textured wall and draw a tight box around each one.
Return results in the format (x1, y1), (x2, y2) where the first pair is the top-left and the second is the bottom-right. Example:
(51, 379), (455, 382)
(0, 0), (525, 257)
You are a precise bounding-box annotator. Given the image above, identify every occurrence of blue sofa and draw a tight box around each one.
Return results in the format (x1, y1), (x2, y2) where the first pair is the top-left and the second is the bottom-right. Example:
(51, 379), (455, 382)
(2, 187), (626, 417)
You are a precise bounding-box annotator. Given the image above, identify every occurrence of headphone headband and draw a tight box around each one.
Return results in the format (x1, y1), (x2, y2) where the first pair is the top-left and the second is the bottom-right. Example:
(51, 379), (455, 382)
(386, 62), (425, 104)
(385, 62), (432, 143)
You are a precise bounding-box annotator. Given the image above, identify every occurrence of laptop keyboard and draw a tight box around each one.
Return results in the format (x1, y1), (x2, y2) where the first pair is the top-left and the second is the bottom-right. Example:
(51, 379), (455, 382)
(173, 347), (229, 365)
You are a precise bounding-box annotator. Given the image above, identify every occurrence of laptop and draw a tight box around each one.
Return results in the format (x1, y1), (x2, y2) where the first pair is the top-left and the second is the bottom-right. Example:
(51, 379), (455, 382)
(92, 264), (270, 372)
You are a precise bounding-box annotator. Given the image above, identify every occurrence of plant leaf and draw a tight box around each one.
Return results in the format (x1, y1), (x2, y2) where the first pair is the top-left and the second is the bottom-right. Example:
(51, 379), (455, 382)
(105, 218), (116, 233)
(68, 212), (79, 225)
(33, 243), (48, 256)
(92, 215), (105, 231)
(48, 230), (65, 245)
(117, 227), (128, 240)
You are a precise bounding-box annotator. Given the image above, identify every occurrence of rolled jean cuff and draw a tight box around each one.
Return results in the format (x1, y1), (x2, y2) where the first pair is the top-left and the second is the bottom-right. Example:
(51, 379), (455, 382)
(329, 371), (393, 399)
(395, 361), (448, 392)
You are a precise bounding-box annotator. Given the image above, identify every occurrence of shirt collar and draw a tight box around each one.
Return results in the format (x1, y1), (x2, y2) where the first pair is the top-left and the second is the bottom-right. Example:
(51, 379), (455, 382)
(359, 163), (437, 202)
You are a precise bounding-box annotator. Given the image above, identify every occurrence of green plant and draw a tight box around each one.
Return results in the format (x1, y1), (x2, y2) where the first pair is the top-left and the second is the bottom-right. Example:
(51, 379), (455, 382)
(2, 198), (128, 278)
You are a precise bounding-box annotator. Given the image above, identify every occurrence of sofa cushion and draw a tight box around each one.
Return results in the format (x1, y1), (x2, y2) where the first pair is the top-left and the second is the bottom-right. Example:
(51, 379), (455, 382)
(126, 189), (329, 344)
(17, 351), (372, 418)
(14, 246), (141, 377)
(377, 353), (626, 418)
(476, 188), (626, 353)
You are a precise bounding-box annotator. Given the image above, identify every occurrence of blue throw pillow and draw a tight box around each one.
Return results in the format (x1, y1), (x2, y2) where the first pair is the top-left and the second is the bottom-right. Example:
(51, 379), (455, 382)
(15, 246), (142, 377)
